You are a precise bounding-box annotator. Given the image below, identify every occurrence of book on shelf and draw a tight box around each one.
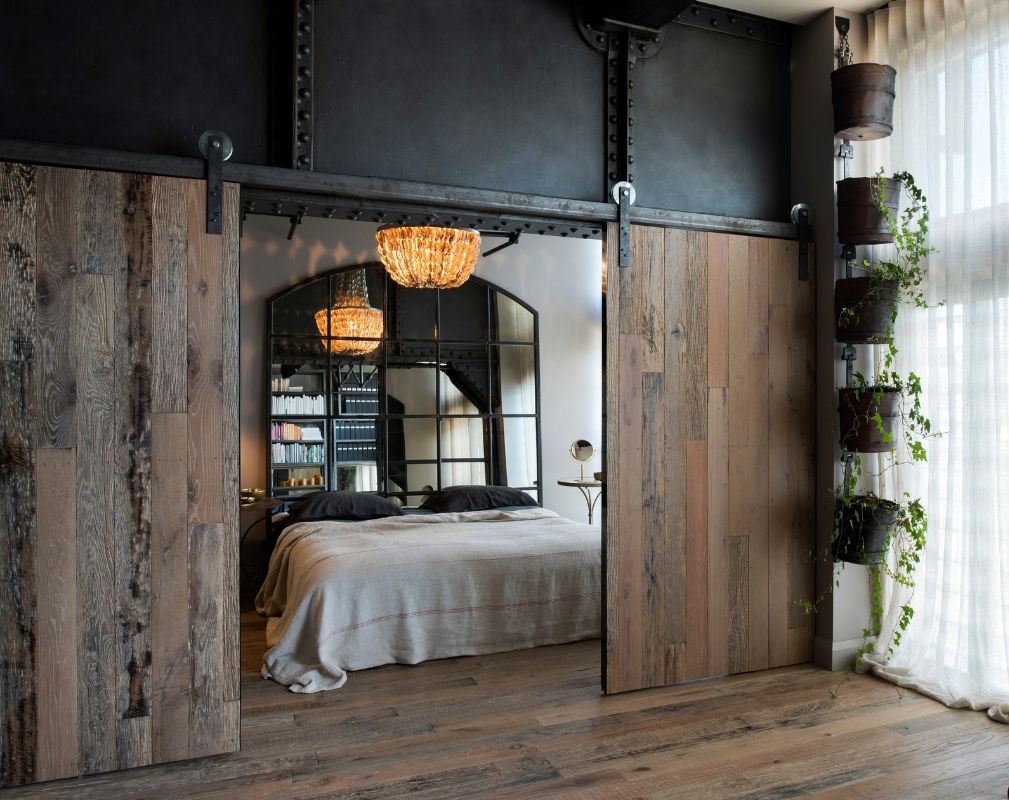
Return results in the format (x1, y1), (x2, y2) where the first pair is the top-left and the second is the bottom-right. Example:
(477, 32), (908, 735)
(271, 394), (325, 415)
(334, 442), (378, 463)
(271, 422), (324, 441)
(272, 442), (325, 464)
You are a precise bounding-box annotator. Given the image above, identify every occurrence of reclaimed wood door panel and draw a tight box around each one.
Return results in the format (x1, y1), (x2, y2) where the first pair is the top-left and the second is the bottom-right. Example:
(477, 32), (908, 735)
(0, 163), (240, 787)
(604, 223), (814, 694)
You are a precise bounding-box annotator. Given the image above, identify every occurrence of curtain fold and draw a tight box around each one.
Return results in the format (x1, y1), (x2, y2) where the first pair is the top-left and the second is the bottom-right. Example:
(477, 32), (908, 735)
(863, 0), (1009, 722)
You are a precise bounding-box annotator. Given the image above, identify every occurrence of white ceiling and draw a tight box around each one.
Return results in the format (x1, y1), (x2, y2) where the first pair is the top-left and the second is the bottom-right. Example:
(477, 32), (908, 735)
(715, 0), (883, 25)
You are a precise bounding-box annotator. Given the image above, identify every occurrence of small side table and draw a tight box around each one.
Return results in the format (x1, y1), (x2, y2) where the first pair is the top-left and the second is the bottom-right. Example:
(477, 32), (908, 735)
(557, 478), (603, 524)
(240, 497), (284, 585)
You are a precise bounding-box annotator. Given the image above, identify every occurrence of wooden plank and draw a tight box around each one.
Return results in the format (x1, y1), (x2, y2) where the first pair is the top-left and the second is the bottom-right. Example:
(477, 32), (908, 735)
(727, 535), (749, 673)
(34, 448), (78, 782)
(684, 440), (708, 681)
(186, 179), (224, 524)
(705, 233), (729, 389)
(787, 241), (815, 637)
(706, 387), (729, 677)
(34, 167), (79, 449)
(150, 177), (188, 414)
(77, 171), (119, 275)
(606, 334), (644, 694)
(189, 522), (228, 757)
(221, 183), (241, 710)
(748, 352), (770, 671)
(637, 225), (665, 372)
(0, 161), (38, 788)
(116, 716), (152, 772)
(676, 229), (708, 441)
(150, 413), (191, 764)
(641, 370), (673, 685)
(603, 224), (620, 692)
(74, 272), (118, 775)
(725, 235), (749, 672)
(748, 236), (769, 355)
(113, 174), (154, 761)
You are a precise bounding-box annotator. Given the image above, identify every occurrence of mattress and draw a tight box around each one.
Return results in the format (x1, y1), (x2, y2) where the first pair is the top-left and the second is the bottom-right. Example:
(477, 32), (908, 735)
(255, 507), (601, 692)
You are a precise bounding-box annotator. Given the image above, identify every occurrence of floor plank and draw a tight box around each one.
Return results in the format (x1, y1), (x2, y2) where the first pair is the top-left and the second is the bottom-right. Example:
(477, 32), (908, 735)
(7, 614), (1009, 800)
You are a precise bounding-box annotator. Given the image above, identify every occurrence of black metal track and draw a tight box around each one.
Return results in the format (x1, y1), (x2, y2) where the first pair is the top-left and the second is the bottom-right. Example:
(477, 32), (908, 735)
(0, 137), (796, 240)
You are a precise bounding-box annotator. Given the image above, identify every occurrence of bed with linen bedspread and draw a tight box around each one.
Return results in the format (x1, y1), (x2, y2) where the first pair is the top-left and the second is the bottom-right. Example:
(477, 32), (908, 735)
(255, 507), (601, 692)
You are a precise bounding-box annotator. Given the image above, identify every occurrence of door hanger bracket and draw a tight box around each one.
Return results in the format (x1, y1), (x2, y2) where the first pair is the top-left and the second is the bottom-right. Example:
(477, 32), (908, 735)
(612, 181), (636, 267)
(198, 130), (234, 235)
(791, 202), (811, 281)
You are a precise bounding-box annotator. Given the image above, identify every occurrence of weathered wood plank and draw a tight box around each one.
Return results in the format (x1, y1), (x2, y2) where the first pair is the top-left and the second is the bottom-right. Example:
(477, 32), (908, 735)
(641, 370), (673, 685)
(34, 168), (79, 449)
(706, 233), (729, 389)
(74, 272), (118, 775)
(637, 225), (665, 372)
(684, 440), (708, 681)
(706, 387), (729, 677)
(186, 179), (224, 525)
(189, 522), (228, 758)
(606, 334), (644, 694)
(677, 229), (708, 441)
(150, 177), (188, 414)
(77, 171), (119, 275)
(603, 224), (620, 692)
(113, 174), (154, 757)
(748, 236), (769, 355)
(34, 447), (78, 783)
(150, 412), (191, 764)
(221, 183), (242, 710)
(0, 161), (38, 788)
(727, 535), (749, 673)
(116, 715), (152, 772)
(747, 356), (770, 672)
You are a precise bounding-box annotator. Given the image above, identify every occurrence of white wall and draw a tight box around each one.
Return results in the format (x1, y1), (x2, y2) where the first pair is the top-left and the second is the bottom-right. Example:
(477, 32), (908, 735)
(239, 215), (603, 526)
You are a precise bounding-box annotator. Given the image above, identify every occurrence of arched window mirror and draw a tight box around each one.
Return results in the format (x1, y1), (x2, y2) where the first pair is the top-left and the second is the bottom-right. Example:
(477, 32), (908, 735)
(267, 263), (541, 505)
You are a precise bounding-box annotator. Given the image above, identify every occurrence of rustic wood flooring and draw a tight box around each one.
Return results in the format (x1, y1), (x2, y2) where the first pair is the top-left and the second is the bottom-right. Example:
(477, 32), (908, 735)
(6, 610), (1008, 799)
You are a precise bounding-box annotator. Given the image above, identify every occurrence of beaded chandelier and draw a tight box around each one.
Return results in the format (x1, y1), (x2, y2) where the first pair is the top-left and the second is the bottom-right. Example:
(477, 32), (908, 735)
(314, 270), (383, 356)
(375, 226), (480, 289)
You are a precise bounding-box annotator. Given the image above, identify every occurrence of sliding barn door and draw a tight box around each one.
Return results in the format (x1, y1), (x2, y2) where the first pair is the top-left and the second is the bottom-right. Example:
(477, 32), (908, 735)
(0, 164), (240, 786)
(604, 223), (814, 694)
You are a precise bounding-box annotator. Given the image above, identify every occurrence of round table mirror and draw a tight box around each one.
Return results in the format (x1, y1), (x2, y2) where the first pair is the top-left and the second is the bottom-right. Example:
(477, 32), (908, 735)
(569, 439), (595, 479)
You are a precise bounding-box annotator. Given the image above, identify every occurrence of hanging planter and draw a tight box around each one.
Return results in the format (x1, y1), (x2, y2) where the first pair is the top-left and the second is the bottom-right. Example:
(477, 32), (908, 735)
(839, 386), (900, 453)
(834, 277), (899, 343)
(837, 177), (902, 244)
(833, 495), (899, 565)
(831, 63), (897, 141)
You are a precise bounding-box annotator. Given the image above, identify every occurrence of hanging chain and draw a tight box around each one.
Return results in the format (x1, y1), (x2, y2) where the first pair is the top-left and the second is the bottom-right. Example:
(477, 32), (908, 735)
(836, 28), (853, 69)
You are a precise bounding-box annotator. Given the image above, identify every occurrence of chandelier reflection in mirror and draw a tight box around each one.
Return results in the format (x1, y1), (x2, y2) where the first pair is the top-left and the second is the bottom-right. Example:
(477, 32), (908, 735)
(375, 226), (481, 289)
(314, 269), (383, 355)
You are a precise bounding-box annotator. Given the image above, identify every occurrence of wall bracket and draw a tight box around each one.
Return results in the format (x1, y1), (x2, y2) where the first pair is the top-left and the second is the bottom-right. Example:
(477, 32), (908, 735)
(791, 202), (811, 280)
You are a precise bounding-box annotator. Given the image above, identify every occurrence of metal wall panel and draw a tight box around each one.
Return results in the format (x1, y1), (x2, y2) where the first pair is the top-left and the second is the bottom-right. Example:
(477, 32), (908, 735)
(0, 2), (274, 164)
(312, 0), (605, 202)
(632, 22), (791, 220)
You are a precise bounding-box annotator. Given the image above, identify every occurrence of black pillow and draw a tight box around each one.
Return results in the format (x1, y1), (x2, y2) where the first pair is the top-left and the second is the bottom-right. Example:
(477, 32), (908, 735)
(289, 491), (403, 522)
(419, 485), (537, 514)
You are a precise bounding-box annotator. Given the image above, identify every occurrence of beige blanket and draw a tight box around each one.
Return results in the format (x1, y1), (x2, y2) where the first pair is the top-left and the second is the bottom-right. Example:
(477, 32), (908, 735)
(255, 508), (601, 692)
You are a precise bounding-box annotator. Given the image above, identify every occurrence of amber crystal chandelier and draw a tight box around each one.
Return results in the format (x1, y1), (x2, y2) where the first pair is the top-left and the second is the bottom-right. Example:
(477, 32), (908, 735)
(314, 269), (383, 356)
(375, 226), (481, 288)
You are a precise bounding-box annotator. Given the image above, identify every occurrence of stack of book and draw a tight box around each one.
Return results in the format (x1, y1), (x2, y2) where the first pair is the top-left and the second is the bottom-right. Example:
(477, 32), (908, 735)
(271, 394), (325, 415)
(272, 442), (325, 464)
(334, 442), (378, 463)
(271, 422), (324, 441)
(333, 420), (377, 441)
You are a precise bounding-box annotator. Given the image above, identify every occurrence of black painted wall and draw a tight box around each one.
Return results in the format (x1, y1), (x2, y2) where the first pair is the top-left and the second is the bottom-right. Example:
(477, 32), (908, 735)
(1, 0), (793, 221)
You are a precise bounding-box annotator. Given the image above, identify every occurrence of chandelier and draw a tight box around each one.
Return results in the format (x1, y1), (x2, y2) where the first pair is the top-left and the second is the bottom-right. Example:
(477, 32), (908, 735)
(375, 226), (480, 288)
(314, 269), (383, 356)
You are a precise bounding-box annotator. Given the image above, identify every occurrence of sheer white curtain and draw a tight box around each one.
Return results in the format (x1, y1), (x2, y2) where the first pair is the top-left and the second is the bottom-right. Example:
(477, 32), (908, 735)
(864, 0), (1009, 722)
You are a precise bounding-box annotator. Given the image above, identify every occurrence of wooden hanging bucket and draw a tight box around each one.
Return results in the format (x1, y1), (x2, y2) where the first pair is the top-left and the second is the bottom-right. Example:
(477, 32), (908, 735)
(834, 277), (899, 343)
(831, 63), (897, 141)
(838, 387), (900, 453)
(837, 177), (901, 244)
(833, 496), (898, 565)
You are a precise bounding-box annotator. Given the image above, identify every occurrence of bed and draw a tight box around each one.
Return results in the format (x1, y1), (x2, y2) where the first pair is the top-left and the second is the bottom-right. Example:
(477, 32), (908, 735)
(255, 507), (601, 692)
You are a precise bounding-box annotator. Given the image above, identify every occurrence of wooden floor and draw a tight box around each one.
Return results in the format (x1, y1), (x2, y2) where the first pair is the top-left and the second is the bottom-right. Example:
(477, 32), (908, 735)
(7, 612), (1009, 800)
